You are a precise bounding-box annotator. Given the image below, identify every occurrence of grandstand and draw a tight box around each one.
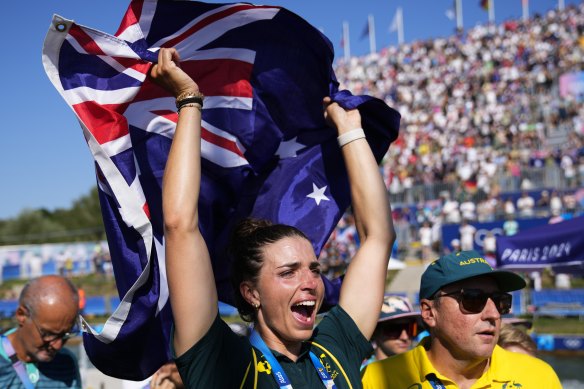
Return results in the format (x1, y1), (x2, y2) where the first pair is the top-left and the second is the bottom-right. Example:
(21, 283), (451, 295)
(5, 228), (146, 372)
(336, 3), (583, 208)
(321, 4), (584, 339)
(532, 289), (584, 318)
(322, 3), (584, 266)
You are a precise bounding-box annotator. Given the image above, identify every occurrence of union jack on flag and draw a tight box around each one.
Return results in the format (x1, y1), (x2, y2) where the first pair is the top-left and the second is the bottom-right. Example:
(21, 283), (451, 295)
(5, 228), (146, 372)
(43, 0), (400, 380)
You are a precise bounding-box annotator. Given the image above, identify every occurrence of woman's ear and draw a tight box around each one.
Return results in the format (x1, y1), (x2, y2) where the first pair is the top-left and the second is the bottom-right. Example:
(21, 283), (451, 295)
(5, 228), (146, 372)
(240, 282), (260, 307)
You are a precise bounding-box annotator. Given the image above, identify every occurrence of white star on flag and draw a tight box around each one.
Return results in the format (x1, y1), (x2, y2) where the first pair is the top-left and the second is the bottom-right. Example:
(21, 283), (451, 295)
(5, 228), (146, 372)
(306, 183), (329, 205)
(276, 137), (305, 158)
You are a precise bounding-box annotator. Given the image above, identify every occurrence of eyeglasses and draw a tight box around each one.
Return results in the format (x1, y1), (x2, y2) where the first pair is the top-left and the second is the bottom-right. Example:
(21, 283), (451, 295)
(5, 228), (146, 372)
(27, 311), (79, 343)
(435, 289), (512, 315)
(379, 321), (418, 339)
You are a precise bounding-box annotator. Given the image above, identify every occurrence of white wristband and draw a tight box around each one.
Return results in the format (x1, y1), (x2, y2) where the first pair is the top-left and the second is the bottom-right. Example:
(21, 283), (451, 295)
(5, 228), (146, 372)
(337, 128), (366, 147)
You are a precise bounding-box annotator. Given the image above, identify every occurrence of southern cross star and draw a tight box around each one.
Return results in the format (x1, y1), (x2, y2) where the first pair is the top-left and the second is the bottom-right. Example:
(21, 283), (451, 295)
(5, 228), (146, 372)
(306, 183), (329, 206)
(276, 137), (305, 158)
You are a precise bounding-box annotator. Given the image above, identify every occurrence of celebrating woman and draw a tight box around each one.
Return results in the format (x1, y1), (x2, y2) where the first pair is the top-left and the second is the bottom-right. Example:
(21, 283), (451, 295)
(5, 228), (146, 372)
(151, 47), (395, 388)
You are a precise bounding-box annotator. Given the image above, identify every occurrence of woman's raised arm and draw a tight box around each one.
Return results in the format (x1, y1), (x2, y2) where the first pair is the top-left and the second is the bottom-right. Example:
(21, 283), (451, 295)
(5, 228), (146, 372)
(323, 97), (395, 339)
(151, 48), (218, 356)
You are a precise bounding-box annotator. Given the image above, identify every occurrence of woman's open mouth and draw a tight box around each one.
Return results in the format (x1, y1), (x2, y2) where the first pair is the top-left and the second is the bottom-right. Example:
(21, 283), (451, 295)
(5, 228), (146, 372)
(291, 300), (316, 325)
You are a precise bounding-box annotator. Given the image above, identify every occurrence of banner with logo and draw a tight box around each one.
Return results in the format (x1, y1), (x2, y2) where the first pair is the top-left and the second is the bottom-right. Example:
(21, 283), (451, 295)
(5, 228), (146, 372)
(536, 334), (584, 351)
(496, 216), (584, 272)
(441, 217), (548, 253)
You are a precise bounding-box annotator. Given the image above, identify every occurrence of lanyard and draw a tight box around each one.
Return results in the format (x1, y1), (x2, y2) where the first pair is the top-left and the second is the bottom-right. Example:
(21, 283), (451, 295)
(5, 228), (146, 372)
(249, 329), (337, 389)
(427, 373), (445, 389)
(1, 336), (35, 389)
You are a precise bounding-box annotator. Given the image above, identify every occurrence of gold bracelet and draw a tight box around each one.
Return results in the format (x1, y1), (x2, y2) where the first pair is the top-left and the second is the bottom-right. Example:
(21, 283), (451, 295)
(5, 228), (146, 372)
(176, 90), (204, 101)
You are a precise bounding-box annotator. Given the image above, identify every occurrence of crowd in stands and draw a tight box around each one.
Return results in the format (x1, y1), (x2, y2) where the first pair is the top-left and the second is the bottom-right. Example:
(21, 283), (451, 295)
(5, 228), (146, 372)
(337, 4), (584, 203)
(320, 4), (584, 268)
(4, 7), (584, 284)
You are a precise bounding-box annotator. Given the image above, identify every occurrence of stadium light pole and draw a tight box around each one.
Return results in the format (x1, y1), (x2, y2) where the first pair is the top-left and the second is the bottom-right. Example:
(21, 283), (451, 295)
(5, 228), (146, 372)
(390, 7), (404, 46)
(397, 7), (404, 46)
(456, 0), (463, 31)
(342, 21), (351, 61)
(522, 0), (529, 22)
(368, 14), (376, 54)
(488, 0), (495, 24)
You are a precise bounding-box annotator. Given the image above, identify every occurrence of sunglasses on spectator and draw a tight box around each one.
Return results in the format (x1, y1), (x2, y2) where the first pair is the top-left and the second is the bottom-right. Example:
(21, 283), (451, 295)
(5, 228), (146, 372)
(435, 288), (512, 315)
(379, 320), (418, 339)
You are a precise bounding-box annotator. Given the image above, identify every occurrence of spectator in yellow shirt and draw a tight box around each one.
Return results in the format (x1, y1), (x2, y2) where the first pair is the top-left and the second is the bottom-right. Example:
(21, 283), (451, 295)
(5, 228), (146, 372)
(361, 250), (562, 388)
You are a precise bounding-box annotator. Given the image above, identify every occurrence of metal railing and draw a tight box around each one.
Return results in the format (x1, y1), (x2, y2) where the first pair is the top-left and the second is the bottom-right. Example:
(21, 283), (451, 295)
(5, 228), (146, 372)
(388, 164), (578, 206)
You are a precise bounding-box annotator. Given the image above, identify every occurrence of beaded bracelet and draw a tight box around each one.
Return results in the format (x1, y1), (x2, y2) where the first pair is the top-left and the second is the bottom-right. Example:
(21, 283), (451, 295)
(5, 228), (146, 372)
(337, 128), (366, 147)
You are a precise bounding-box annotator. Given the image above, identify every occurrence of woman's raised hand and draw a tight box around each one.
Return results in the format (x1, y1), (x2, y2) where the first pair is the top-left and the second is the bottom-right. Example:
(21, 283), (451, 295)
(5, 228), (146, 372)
(150, 47), (199, 97)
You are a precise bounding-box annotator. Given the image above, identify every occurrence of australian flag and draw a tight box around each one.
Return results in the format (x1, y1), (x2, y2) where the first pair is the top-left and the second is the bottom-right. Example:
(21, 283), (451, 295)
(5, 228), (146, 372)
(43, 0), (400, 380)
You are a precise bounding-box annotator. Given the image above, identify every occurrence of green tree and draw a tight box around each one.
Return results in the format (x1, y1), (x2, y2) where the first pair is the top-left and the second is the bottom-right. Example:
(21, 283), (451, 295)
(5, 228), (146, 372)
(0, 187), (105, 245)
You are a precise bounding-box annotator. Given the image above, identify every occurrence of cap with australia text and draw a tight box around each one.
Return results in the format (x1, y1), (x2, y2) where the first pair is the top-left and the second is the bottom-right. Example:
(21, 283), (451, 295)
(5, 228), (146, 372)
(419, 250), (526, 300)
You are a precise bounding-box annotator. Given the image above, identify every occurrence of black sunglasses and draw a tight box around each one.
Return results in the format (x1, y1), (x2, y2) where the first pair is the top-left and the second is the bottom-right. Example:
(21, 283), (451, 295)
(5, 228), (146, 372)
(379, 321), (418, 339)
(435, 288), (512, 315)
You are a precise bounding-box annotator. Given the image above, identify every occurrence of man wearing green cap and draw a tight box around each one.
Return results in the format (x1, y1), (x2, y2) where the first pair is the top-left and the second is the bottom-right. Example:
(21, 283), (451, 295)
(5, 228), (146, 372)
(361, 250), (561, 388)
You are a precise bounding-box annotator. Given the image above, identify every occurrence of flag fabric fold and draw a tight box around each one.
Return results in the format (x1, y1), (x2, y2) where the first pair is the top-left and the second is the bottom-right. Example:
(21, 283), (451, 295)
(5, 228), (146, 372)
(43, 0), (400, 380)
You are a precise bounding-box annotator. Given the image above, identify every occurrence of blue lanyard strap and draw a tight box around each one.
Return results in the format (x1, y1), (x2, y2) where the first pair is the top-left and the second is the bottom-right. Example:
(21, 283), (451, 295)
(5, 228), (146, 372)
(1, 336), (35, 389)
(249, 329), (337, 389)
(427, 373), (445, 389)
(308, 351), (336, 389)
(249, 330), (292, 389)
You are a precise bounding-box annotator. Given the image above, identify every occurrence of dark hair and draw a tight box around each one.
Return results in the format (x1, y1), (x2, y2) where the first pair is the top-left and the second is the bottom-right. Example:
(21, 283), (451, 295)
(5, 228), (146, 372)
(229, 218), (310, 322)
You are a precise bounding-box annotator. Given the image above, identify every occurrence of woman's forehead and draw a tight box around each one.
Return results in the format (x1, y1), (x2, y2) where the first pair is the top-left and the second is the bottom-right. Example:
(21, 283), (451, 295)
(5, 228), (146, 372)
(262, 236), (316, 265)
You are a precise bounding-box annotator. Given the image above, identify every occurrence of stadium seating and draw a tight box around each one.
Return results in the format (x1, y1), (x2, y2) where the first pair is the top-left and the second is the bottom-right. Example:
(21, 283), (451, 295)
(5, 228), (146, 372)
(1, 264), (21, 281)
(83, 296), (108, 317)
(511, 290), (524, 315)
(109, 295), (121, 312)
(41, 260), (58, 275)
(0, 299), (18, 319)
(531, 289), (584, 318)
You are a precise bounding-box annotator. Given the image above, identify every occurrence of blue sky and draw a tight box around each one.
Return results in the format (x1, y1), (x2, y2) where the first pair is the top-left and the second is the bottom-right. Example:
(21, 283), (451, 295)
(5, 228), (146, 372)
(0, 0), (576, 220)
